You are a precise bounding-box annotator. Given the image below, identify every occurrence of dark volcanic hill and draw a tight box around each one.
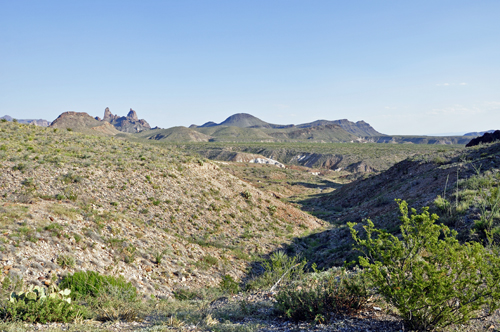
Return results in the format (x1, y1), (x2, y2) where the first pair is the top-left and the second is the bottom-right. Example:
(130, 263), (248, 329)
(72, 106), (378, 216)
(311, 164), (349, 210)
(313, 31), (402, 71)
(466, 130), (500, 147)
(1, 115), (50, 127)
(100, 107), (151, 133)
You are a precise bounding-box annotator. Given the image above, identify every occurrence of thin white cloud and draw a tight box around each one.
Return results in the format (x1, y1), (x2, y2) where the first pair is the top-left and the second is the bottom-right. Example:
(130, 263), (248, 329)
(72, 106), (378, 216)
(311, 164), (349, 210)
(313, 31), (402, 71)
(428, 105), (480, 116)
(485, 101), (500, 108)
(428, 101), (499, 116)
(436, 82), (467, 86)
(274, 104), (290, 109)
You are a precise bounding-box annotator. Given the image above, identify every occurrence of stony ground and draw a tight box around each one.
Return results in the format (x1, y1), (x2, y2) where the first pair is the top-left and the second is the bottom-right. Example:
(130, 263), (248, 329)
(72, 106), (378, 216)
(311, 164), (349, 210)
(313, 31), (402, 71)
(1, 122), (499, 332)
(0, 121), (323, 299)
(2, 290), (499, 332)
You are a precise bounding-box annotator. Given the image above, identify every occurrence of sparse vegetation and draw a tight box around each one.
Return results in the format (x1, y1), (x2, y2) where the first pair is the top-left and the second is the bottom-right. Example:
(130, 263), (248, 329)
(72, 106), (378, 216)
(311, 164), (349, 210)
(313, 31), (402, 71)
(0, 119), (499, 330)
(275, 269), (368, 323)
(349, 200), (500, 331)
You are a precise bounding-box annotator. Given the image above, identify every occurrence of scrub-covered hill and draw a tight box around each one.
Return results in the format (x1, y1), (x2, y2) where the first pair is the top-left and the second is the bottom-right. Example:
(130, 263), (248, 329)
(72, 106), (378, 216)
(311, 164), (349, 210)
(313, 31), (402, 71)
(0, 120), (323, 298)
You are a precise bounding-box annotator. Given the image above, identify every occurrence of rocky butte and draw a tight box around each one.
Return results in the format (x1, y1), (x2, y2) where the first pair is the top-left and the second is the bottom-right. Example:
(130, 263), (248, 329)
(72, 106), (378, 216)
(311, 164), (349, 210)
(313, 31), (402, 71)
(99, 107), (151, 133)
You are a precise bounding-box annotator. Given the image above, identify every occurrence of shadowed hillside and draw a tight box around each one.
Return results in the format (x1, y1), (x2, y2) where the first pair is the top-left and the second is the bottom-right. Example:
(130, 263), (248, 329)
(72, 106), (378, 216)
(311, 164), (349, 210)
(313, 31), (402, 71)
(282, 141), (500, 268)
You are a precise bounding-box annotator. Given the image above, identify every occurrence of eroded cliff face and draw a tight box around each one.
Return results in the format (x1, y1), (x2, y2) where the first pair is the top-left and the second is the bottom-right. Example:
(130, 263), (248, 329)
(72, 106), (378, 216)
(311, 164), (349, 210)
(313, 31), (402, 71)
(101, 107), (151, 133)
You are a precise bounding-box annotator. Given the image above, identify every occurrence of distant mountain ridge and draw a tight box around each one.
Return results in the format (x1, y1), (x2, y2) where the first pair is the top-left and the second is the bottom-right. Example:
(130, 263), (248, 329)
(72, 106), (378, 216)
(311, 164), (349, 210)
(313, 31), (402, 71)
(464, 130), (496, 137)
(191, 113), (382, 137)
(41, 110), (471, 145)
(1, 115), (50, 127)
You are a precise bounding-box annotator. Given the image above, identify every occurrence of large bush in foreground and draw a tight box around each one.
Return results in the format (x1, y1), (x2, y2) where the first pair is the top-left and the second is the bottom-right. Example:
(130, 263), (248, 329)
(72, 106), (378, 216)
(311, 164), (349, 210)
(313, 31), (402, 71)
(349, 200), (500, 331)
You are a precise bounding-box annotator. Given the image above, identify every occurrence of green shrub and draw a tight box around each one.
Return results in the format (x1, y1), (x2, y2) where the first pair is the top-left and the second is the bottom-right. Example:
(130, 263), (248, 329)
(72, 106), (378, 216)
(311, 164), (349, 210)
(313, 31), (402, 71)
(348, 200), (500, 331)
(246, 251), (306, 290)
(92, 285), (143, 322)
(219, 275), (240, 295)
(56, 255), (75, 269)
(242, 190), (252, 199)
(154, 251), (165, 265)
(73, 233), (82, 243)
(173, 288), (199, 301)
(473, 187), (500, 244)
(12, 163), (27, 172)
(201, 255), (218, 266)
(196, 255), (219, 270)
(59, 271), (136, 301)
(1, 285), (84, 323)
(275, 270), (368, 323)
(433, 195), (450, 213)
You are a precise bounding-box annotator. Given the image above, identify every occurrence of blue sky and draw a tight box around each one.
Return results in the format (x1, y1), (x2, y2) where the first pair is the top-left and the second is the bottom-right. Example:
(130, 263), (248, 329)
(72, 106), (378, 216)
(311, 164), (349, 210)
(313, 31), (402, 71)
(1, 1), (499, 135)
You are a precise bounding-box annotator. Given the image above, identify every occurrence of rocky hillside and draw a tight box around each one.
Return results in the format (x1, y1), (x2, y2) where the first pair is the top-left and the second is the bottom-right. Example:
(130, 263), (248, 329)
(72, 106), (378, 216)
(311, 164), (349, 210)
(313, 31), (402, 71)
(100, 107), (151, 133)
(50, 112), (120, 135)
(266, 124), (357, 142)
(0, 121), (323, 298)
(296, 119), (382, 136)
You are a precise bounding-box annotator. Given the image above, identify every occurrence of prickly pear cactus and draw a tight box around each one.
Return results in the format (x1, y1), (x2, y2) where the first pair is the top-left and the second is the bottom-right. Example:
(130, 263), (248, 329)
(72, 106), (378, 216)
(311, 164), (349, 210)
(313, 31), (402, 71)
(9, 285), (71, 304)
